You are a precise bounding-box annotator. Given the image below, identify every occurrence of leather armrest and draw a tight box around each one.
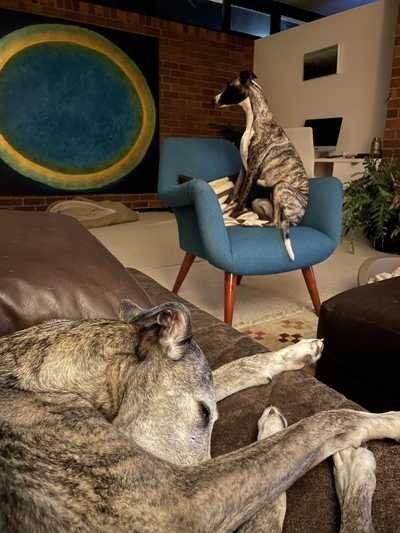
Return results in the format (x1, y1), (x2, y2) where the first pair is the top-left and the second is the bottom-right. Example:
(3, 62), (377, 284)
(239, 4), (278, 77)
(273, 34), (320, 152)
(0, 210), (152, 336)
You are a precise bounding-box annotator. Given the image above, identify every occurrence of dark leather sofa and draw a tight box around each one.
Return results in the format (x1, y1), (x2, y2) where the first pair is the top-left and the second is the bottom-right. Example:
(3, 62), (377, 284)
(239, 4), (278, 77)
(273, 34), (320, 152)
(0, 210), (399, 532)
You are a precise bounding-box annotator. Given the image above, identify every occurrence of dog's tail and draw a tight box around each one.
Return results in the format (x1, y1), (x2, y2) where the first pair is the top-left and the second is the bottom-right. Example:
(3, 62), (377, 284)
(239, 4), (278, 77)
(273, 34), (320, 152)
(281, 219), (295, 261)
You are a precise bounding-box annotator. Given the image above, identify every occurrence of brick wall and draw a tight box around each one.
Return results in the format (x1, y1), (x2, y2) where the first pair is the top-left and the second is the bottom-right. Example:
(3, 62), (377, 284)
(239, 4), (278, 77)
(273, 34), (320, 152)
(384, 8), (400, 156)
(0, 0), (253, 210)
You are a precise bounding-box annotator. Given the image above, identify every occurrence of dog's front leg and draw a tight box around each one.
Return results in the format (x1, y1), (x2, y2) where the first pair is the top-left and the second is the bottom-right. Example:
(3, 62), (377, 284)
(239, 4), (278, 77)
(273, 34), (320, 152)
(176, 409), (400, 532)
(230, 167), (258, 218)
(228, 167), (245, 204)
(237, 406), (288, 533)
(213, 339), (323, 402)
(333, 447), (376, 533)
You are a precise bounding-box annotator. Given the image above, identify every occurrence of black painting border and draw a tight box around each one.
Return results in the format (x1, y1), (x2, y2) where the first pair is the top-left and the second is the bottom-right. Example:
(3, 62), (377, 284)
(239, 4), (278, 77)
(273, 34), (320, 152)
(0, 8), (160, 195)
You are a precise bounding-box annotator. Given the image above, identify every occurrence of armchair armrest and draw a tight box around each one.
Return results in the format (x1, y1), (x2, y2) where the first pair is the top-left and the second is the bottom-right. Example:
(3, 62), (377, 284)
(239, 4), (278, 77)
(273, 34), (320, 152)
(160, 179), (233, 271)
(301, 177), (343, 245)
(158, 179), (202, 208)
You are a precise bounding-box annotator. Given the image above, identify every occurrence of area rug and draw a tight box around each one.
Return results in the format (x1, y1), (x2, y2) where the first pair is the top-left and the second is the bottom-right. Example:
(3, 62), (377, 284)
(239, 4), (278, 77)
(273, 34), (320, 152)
(238, 309), (318, 352)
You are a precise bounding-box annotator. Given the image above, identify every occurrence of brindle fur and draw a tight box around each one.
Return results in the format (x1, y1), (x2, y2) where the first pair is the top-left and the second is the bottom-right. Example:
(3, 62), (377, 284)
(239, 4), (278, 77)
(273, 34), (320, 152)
(333, 447), (376, 533)
(0, 301), (395, 532)
(215, 72), (309, 260)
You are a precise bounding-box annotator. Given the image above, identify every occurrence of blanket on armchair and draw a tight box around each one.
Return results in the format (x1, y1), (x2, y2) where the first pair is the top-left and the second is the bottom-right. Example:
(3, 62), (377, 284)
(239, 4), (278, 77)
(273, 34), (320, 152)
(179, 175), (272, 228)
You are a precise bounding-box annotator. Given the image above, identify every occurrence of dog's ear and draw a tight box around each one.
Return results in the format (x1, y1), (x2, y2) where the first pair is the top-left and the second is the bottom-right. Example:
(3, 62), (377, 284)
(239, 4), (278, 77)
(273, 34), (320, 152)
(132, 303), (192, 361)
(239, 71), (257, 85)
(157, 305), (192, 361)
(119, 299), (144, 323)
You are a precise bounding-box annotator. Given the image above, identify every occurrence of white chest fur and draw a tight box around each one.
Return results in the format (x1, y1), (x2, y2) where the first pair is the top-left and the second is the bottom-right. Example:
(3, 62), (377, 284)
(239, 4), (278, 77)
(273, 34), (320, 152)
(239, 97), (254, 171)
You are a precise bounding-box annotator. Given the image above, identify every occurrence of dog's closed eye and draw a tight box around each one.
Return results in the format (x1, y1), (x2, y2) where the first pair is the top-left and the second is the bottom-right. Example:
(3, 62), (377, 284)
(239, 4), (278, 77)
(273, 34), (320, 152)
(198, 402), (211, 425)
(176, 336), (192, 347)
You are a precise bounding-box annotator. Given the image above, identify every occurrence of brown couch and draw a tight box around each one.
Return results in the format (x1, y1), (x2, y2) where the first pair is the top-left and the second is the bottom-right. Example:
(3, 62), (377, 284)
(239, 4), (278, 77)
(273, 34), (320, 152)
(1, 210), (399, 532)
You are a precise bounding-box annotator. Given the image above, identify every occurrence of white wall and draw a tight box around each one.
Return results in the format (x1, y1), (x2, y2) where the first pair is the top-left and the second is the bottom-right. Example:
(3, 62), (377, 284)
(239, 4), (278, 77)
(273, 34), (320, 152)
(254, 0), (399, 155)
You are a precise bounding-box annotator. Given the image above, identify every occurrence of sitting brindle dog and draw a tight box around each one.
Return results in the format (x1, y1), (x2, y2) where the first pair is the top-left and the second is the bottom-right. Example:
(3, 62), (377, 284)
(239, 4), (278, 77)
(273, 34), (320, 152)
(0, 301), (393, 532)
(215, 71), (310, 261)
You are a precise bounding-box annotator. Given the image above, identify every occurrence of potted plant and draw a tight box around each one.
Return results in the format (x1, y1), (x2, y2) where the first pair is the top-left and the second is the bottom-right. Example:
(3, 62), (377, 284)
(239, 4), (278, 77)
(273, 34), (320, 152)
(343, 157), (400, 253)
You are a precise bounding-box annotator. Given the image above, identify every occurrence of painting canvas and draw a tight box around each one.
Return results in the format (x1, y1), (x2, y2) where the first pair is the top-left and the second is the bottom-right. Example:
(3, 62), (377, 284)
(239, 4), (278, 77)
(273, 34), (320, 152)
(0, 9), (159, 195)
(303, 45), (339, 81)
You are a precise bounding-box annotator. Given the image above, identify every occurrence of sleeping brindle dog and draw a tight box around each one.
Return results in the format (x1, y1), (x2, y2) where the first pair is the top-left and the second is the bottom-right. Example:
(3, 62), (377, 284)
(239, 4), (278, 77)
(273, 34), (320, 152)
(0, 301), (393, 532)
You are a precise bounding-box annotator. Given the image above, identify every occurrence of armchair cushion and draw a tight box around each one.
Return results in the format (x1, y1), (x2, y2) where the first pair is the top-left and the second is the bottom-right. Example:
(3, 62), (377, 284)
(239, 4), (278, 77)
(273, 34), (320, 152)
(227, 225), (336, 275)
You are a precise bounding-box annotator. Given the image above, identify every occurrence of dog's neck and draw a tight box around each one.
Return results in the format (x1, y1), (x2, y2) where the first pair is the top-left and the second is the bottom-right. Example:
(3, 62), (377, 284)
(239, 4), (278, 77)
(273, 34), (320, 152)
(238, 85), (275, 169)
(248, 84), (274, 124)
(238, 97), (254, 170)
(239, 96), (254, 131)
(1, 320), (140, 423)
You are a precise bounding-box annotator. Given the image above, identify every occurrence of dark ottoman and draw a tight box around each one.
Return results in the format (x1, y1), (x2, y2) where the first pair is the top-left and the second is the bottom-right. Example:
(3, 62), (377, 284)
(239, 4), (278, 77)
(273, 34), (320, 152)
(316, 277), (400, 412)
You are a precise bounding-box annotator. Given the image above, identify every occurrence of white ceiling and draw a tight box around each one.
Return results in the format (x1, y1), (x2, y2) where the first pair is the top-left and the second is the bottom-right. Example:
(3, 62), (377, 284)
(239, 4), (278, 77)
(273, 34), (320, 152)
(276, 0), (377, 16)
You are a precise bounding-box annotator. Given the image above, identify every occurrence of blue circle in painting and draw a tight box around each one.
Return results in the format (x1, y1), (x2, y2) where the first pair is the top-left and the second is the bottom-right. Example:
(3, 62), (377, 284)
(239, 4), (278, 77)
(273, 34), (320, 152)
(0, 42), (141, 174)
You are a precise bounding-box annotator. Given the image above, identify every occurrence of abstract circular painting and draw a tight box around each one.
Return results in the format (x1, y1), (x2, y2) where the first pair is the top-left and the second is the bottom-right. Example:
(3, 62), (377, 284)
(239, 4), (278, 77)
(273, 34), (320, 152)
(0, 24), (156, 190)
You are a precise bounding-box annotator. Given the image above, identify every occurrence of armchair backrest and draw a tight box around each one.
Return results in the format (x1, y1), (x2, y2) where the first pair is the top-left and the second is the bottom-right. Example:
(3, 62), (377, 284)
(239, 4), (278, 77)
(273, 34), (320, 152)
(285, 127), (315, 178)
(158, 137), (241, 196)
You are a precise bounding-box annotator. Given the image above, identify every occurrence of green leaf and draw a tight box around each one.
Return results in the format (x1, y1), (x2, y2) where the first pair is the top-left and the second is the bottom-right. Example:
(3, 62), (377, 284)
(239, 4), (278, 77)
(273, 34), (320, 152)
(342, 157), (400, 245)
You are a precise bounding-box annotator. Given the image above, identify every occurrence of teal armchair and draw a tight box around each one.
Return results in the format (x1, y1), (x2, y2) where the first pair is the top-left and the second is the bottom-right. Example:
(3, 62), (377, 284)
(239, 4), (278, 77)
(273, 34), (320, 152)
(158, 137), (343, 325)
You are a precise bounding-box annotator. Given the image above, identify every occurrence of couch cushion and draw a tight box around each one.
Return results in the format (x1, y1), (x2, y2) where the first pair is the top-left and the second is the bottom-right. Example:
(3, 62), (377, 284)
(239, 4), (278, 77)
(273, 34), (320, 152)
(0, 210), (151, 336)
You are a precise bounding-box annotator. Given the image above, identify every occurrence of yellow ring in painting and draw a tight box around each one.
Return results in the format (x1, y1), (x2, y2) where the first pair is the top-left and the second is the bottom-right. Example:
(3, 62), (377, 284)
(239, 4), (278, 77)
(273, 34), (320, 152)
(0, 25), (156, 190)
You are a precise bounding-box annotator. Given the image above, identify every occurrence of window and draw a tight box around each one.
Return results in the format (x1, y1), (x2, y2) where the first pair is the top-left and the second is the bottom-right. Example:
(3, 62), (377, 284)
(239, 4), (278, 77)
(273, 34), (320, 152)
(231, 6), (271, 38)
(280, 15), (304, 32)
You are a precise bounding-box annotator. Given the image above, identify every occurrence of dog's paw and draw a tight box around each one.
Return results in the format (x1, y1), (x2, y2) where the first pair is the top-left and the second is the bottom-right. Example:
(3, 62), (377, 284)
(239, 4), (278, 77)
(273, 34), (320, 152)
(377, 411), (400, 443)
(279, 338), (324, 370)
(230, 207), (242, 219)
(333, 447), (376, 503)
(226, 190), (237, 205)
(258, 405), (288, 440)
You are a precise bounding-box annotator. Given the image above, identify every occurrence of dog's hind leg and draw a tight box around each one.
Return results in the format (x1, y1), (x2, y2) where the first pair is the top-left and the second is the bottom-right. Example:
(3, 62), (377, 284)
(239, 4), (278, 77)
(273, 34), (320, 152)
(333, 447), (376, 533)
(213, 338), (323, 402)
(251, 198), (274, 222)
(237, 406), (288, 533)
(228, 167), (246, 204)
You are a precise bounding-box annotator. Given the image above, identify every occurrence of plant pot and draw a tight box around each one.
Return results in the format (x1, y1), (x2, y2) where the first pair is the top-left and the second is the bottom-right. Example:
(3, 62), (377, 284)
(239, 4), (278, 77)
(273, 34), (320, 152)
(372, 234), (400, 254)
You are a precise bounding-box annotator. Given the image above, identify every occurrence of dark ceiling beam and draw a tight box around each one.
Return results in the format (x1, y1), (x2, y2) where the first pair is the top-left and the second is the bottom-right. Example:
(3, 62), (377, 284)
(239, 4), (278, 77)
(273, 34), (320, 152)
(270, 13), (281, 34)
(222, 0), (232, 32)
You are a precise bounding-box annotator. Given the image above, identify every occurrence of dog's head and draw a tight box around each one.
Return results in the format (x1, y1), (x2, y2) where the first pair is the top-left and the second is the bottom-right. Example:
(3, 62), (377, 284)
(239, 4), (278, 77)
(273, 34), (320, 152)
(116, 300), (217, 466)
(214, 70), (257, 107)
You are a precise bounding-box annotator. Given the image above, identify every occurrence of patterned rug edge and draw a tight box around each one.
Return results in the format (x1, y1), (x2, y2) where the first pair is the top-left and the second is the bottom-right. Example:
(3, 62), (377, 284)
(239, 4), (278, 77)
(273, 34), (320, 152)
(237, 309), (319, 352)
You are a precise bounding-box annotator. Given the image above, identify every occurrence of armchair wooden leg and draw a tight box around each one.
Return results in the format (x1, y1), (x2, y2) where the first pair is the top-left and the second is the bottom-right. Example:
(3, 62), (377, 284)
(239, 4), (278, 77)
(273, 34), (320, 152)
(302, 266), (321, 316)
(173, 253), (195, 294)
(237, 275), (243, 286)
(224, 273), (237, 325)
